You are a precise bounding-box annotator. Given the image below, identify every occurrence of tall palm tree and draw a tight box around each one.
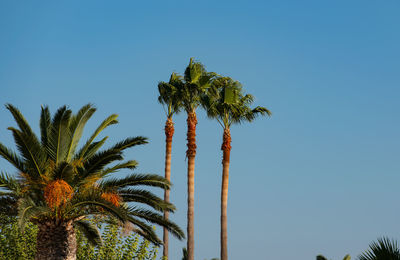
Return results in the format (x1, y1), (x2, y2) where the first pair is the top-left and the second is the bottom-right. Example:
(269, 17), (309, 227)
(179, 58), (215, 260)
(0, 104), (184, 260)
(358, 237), (400, 260)
(202, 76), (271, 260)
(158, 72), (183, 259)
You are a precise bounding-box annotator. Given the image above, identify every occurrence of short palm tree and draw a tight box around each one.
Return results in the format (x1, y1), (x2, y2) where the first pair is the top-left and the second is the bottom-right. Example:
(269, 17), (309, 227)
(179, 58), (215, 260)
(158, 72), (183, 259)
(0, 104), (184, 260)
(202, 76), (271, 260)
(358, 237), (400, 260)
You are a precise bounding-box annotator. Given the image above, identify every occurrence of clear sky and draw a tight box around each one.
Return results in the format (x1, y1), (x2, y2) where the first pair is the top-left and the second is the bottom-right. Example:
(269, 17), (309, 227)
(1, 1), (399, 259)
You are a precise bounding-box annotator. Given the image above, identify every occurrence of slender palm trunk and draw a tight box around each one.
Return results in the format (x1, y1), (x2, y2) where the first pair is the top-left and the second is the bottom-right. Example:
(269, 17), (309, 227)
(221, 128), (231, 260)
(36, 220), (77, 260)
(186, 111), (197, 260)
(163, 117), (174, 259)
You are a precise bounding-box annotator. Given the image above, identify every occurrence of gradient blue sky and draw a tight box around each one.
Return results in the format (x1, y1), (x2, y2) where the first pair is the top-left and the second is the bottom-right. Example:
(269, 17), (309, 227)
(1, 1), (399, 259)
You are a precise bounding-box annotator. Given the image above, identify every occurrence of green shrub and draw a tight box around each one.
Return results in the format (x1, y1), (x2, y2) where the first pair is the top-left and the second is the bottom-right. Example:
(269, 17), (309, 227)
(0, 216), (158, 260)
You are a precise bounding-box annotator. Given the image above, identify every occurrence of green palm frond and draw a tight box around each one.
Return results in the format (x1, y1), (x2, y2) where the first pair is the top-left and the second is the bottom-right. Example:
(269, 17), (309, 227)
(100, 160), (138, 177)
(52, 162), (74, 183)
(109, 136), (148, 151)
(78, 136), (108, 161)
(83, 150), (123, 177)
(47, 106), (72, 164)
(18, 197), (51, 230)
(126, 216), (161, 245)
(100, 173), (170, 190)
(0, 143), (26, 173)
(6, 104), (38, 138)
(127, 207), (184, 240)
(77, 114), (118, 158)
(8, 127), (46, 179)
(65, 104), (96, 161)
(359, 237), (400, 260)
(0, 172), (21, 193)
(67, 199), (128, 223)
(40, 105), (51, 147)
(74, 219), (102, 246)
(119, 188), (175, 212)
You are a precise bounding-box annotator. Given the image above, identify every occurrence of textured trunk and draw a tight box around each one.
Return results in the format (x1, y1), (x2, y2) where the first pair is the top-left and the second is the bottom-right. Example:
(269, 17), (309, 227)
(221, 128), (231, 260)
(36, 220), (77, 260)
(163, 117), (174, 259)
(186, 112), (197, 260)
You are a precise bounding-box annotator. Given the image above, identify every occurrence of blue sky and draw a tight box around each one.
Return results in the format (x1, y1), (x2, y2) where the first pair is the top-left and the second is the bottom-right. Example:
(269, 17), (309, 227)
(1, 1), (399, 259)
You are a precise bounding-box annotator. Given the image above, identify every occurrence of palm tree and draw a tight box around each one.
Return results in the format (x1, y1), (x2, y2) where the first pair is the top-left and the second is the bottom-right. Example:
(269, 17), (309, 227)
(202, 76), (271, 260)
(0, 104), (184, 260)
(179, 58), (215, 260)
(358, 237), (400, 260)
(158, 72), (183, 259)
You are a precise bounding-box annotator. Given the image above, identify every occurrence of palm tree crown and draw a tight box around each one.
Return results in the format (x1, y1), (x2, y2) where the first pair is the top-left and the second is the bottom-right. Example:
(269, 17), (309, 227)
(203, 76), (271, 129)
(180, 58), (216, 113)
(158, 72), (183, 119)
(0, 104), (184, 247)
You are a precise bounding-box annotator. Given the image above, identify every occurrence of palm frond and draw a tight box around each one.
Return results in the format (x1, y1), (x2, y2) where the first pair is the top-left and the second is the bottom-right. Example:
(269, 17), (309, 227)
(5, 104), (38, 138)
(65, 104), (96, 162)
(100, 160), (138, 177)
(77, 136), (108, 161)
(359, 237), (400, 260)
(52, 162), (74, 183)
(0, 143), (26, 172)
(18, 197), (51, 230)
(40, 105), (51, 147)
(68, 200), (128, 223)
(77, 114), (118, 158)
(109, 136), (148, 151)
(47, 106), (72, 163)
(118, 188), (175, 212)
(7, 127), (46, 179)
(74, 219), (102, 246)
(83, 150), (123, 177)
(128, 207), (184, 240)
(0, 171), (20, 193)
(127, 216), (161, 245)
(100, 173), (170, 190)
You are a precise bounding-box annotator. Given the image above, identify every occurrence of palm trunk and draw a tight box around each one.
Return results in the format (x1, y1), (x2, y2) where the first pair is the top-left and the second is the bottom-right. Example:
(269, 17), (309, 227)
(221, 128), (231, 260)
(163, 117), (174, 259)
(186, 111), (197, 260)
(36, 220), (77, 260)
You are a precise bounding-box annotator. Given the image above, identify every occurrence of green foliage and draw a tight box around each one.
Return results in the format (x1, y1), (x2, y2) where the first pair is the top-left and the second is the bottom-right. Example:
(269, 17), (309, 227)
(202, 75), (271, 128)
(76, 221), (158, 260)
(0, 216), (37, 260)
(0, 216), (158, 260)
(358, 237), (400, 260)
